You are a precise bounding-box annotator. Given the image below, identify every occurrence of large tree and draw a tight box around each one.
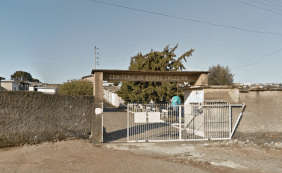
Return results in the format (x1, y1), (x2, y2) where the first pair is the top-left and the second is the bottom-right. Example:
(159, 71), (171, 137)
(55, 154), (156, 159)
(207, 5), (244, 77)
(208, 64), (234, 85)
(117, 44), (194, 104)
(11, 71), (40, 82)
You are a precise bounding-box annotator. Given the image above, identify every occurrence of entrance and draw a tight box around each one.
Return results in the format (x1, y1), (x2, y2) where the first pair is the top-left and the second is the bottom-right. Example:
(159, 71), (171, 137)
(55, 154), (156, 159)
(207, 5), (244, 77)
(90, 69), (210, 143)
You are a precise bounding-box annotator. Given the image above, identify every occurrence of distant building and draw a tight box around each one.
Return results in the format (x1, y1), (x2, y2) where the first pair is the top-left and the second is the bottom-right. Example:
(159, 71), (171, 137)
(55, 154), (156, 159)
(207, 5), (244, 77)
(0, 77), (5, 90)
(81, 75), (94, 83)
(81, 75), (114, 86)
(0, 80), (29, 91)
(29, 82), (59, 94)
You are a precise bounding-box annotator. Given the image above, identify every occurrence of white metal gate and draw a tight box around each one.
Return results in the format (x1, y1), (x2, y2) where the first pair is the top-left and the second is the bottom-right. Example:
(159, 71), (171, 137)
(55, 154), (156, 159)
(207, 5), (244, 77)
(127, 103), (245, 142)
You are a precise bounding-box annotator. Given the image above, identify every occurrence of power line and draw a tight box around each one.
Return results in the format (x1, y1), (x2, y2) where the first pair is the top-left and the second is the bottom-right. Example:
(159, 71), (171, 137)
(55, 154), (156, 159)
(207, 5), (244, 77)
(89, 0), (282, 36)
(233, 0), (282, 16)
(250, 0), (282, 12)
(231, 47), (282, 70)
(265, 0), (282, 7)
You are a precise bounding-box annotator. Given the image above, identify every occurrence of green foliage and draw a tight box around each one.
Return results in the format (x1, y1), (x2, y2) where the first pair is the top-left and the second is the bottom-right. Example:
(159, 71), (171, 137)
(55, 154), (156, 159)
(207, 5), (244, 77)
(208, 64), (234, 85)
(117, 44), (194, 104)
(58, 79), (93, 96)
(11, 71), (40, 82)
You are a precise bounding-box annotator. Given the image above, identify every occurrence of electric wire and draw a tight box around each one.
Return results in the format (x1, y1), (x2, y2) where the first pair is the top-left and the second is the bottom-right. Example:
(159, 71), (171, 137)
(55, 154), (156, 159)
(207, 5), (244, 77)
(233, 0), (282, 15)
(89, 0), (282, 36)
(249, 0), (282, 12)
(265, 0), (282, 7)
(231, 47), (282, 69)
(90, 0), (282, 70)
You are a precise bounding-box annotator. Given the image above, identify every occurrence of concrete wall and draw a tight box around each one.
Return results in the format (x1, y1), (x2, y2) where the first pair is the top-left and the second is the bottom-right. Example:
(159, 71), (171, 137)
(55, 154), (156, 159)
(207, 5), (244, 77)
(238, 91), (282, 133)
(0, 91), (94, 145)
(202, 89), (282, 134)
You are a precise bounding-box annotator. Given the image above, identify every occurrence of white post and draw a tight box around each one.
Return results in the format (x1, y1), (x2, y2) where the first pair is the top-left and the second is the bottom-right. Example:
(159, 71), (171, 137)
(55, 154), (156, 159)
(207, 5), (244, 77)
(229, 105), (232, 139)
(179, 106), (182, 140)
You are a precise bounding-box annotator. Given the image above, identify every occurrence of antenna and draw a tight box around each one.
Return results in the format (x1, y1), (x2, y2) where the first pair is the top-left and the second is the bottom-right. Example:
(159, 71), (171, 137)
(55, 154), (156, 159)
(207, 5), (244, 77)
(95, 46), (100, 69)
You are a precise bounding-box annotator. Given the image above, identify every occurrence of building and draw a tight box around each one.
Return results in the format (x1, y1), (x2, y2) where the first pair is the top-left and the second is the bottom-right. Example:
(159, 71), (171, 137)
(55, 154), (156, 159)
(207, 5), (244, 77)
(28, 83), (59, 94)
(82, 75), (114, 86)
(0, 77), (5, 90)
(0, 80), (29, 91)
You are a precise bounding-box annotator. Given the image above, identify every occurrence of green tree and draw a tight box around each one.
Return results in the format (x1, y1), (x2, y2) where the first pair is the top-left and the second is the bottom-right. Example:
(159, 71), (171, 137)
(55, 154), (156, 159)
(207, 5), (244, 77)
(208, 65), (234, 85)
(11, 71), (40, 82)
(117, 44), (194, 104)
(58, 79), (93, 96)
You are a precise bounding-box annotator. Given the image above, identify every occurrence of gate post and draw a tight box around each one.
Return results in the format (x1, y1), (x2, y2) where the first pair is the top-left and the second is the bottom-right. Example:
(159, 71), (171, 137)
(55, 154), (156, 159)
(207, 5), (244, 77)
(179, 106), (182, 140)
(90, 72), (103, 143)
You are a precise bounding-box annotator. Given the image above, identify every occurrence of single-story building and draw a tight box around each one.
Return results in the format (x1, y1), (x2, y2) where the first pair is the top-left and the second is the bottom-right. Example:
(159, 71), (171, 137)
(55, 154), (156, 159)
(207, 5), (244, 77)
(0, 80), (29, 91)
(0, 77), (5, 90)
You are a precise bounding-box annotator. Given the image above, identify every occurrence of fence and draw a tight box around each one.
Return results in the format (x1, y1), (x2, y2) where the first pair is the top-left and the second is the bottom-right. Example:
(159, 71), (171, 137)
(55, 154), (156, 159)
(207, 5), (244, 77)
(103, 89), (126, 108)
(127, 103), (245, 142)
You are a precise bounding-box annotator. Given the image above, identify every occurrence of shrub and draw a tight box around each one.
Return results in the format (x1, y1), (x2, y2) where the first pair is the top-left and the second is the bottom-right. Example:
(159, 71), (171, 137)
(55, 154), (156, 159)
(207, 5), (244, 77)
(58, 79), (93, 96)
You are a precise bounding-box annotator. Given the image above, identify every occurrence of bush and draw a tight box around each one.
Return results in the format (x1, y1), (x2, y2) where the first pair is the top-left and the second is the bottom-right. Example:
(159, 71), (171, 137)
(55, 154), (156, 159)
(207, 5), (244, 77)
(58, 80), (93, 96)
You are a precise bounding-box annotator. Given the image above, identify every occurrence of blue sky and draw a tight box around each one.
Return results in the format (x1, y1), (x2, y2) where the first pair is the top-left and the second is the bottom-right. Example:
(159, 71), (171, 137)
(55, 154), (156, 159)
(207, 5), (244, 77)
(1, 0), (281, 84)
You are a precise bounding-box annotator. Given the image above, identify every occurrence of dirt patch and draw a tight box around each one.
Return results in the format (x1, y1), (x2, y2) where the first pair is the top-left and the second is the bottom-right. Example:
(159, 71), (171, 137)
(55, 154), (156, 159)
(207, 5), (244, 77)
(105, 140), (282, 173)
(233, 132), (282, 144)
(1, 139), (282, 173)
(0, 140), (215, 173)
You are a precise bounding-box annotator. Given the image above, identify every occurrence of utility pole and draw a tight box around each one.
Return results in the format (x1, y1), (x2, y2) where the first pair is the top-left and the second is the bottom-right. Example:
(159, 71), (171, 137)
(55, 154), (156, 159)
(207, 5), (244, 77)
(94, 46), (100, 69)
(94, 46), (98, 69)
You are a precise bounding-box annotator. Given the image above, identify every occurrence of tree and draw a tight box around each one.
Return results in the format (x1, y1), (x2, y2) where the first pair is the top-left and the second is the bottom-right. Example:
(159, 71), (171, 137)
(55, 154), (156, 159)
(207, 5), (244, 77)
(58, 79), (93, 96)
(11, 71), (40, 82)
(117, 44), (194, 104)
(208, 65), (234, 85)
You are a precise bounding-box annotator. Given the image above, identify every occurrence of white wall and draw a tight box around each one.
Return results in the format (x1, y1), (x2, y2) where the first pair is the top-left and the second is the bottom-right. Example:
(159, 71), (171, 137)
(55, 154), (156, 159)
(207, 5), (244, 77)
(37, 88), (57, 94)
(103, 89), (126, 108)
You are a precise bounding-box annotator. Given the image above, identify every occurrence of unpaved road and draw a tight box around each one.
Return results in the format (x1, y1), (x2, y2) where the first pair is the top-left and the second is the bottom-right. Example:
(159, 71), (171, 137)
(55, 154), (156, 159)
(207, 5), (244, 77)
(0, 139), (282, 173)
(0, 140), (210, 173)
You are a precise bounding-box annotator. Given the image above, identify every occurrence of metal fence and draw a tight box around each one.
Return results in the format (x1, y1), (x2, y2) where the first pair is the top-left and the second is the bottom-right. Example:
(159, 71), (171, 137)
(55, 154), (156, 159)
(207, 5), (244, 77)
(127, 103), (245, 142)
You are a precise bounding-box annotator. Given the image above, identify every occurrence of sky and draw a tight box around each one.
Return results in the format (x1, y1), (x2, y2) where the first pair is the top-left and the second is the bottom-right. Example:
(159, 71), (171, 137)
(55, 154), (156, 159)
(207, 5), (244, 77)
(0, 0), (281, 84)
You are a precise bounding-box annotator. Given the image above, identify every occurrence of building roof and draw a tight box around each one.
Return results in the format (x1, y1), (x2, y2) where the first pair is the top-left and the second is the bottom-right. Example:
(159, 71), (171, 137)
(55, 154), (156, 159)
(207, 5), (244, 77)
(90, 69), (209, 83)
(1, 80), (18, 83)
(91, 69), (209, 75)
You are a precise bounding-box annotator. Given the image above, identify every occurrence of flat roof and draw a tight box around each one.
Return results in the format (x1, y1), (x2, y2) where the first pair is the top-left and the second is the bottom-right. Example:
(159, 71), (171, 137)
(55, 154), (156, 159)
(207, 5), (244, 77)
(90, 69), (209, 83)
(91, 69), (209, 75)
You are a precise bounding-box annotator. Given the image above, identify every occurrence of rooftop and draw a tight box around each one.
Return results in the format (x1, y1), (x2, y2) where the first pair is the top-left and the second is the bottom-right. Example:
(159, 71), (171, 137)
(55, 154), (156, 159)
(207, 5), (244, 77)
(91, 69), (209, 75)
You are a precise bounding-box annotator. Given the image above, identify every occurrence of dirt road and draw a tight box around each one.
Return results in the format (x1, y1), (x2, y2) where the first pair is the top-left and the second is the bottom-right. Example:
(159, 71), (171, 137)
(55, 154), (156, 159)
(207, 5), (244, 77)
(0, 140), (213, 173)
(1, 139), (282, 173)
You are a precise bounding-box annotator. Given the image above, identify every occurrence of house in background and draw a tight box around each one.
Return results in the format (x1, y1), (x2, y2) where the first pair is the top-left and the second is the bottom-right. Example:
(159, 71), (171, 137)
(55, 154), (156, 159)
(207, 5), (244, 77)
(0, 80), (29, 91)
(0, 77), (5, 90)
(81, 75), (114, 86)
(29, 82), (59, 94)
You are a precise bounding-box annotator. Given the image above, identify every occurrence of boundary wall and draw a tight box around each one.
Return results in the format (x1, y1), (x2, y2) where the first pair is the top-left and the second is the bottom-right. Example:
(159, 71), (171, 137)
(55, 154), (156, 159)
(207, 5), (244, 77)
(0, 91), (94, 146)
(184, 87), (282, 137)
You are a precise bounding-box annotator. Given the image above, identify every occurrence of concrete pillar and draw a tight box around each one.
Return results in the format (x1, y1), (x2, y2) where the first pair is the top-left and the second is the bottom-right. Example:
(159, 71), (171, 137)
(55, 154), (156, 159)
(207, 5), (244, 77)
(90, 72), (103, 143)
(194, 74), (208, 86)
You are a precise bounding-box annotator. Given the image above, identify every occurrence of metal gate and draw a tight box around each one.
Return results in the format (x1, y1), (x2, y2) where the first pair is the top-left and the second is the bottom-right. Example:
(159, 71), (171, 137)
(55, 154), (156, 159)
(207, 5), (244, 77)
(127, 103), (245, 142)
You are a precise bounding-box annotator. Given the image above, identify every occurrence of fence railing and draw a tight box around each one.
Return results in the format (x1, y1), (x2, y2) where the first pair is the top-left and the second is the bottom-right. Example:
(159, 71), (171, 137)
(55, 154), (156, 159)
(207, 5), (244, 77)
(127, 103), (245, 142)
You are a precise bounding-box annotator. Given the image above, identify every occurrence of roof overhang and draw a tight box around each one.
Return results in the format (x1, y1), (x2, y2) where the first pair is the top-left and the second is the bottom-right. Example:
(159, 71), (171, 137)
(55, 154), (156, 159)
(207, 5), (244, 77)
(91, 69), (209, 83)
